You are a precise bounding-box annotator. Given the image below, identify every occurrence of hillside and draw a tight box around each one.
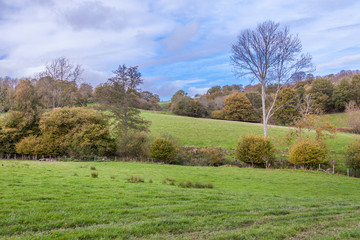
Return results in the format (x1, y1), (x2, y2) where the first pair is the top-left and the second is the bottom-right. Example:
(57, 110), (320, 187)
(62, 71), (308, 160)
(142, 111), (357, 167)
(2, 160), (360, 239)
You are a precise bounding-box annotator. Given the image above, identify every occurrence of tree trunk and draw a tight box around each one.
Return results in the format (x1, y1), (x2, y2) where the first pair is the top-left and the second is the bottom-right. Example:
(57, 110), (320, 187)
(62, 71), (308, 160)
(261, 84), (268, 137)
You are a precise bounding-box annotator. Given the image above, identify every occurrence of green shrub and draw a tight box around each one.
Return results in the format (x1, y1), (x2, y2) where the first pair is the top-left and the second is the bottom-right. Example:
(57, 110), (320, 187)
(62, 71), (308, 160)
(236, 135), (275, 167)
(15, 135), (41, 155)
(37, 107), (116, 157)
(150, 137), (178, 163)
(289, 139), (328, 168)
(223, 92), (255, 122)
(211, 110), (224, 119)
(91, 172), (98, 178)
(345, 139), (360, 172)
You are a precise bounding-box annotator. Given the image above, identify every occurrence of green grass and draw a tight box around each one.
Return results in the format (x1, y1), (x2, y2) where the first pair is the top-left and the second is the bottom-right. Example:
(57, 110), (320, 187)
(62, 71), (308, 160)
(142, 111), (358, 169)
(322, 113), (350, 128)
(159, 101), (171, 107)
(1, 160), (360, 239)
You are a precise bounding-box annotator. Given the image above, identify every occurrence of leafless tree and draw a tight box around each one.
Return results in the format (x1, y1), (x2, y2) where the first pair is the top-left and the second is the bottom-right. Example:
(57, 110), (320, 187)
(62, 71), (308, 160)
(39, 57), (83, 83)
(37, 57), (84, 108)
(231, 20), (313, 136)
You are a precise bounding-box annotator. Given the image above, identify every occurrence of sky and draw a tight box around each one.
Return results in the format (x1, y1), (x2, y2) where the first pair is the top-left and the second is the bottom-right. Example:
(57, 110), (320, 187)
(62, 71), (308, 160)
(0, 0), (360, 100)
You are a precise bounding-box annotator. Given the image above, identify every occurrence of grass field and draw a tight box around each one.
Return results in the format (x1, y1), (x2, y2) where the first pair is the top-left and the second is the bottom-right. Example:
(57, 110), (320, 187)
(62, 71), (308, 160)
(2, 160), (360, 239)
(322, 113), (350, 129)
(141, 111), (358, 170)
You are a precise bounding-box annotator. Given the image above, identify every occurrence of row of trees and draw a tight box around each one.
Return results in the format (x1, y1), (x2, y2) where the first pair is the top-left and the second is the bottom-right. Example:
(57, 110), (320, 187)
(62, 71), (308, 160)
(169, 73), (360, 129)
(0, 64), (153, 160)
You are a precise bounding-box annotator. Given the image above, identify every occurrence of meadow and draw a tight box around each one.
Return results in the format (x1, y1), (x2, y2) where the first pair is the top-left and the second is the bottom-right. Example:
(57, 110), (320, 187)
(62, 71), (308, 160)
(2, 160), (360, 239)
(141, 111), (358, 172)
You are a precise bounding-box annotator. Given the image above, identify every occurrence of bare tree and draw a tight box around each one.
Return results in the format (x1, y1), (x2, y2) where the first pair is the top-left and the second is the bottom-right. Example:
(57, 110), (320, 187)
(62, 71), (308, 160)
(39, 57), (83, 82)
(37, 57), (84, 108)
(231, 20), (313, 136)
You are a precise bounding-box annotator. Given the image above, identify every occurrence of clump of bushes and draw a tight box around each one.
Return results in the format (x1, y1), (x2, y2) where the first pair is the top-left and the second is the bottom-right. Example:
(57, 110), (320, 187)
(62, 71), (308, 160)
(236, 135), (275, 168)
(14, 107), (117, 158)
(178, 146), (226, 166)
(345, 139), (360, 175)
(289, 139), (328, 168)
(211, 110), (224, 119)
(150, 136), (178, 164)
(178, 181), (214, 189)
(117, 132), (150, 159)
(127, 175), (144, 183)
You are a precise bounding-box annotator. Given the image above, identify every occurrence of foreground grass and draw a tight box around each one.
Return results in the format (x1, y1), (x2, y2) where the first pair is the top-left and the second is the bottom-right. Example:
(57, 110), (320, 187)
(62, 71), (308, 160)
(1, 160), (360, 239)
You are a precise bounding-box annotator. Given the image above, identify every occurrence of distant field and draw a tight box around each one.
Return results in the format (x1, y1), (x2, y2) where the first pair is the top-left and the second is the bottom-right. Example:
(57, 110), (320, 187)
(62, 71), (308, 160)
(158, 101), (171, 107)
(2, 160), (360, 239)
(322, 112), (350, 129)
(141, 111), (358, 172)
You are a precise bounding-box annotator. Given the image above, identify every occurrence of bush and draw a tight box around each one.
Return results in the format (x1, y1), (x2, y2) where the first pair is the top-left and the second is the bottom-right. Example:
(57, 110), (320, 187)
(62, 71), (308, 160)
(223, 92), (255, 122)
(346, 101), (360, 133)
(117, 132), (150, 159)
(345, 139), (360, 173)
(289, 139), (328, 168)
(210, 110), (224, 119)
(15, 135), (41, 155)
(178, 146), (226, 166)
(150, 136), (178, 163)
(236, 135), (275, 167)
(34, 107), (116, 157)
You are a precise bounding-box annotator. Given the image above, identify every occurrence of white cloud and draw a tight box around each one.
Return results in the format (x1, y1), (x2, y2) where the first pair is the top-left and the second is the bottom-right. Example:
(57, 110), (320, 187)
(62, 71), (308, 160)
(0, 0), (360, 97)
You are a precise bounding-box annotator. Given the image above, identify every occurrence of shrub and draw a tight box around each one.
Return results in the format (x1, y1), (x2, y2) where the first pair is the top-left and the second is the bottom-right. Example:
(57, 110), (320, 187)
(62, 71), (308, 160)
(150, 137), (178, 163)
(223, 92), (255, 122)
(15, 135), (41, 155)
(117, 132), (150, 159)
(128, 175), (144, 183)
(91, 172), (98, 178)
(345, 139), (360, 173)
(178, 146), (226, 166)
(211, 110), (224, 119)
(36, 107), (116, 157)
(90, 166), (96, 170)
(289, 139), (328, 168)
(346, 101), (360, 133)
(236, 135), (275, 167)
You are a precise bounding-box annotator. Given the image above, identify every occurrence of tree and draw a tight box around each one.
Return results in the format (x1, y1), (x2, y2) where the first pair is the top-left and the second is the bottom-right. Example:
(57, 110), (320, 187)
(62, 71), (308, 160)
(350, 75), (360, 105)
(223, 92), (254, 121)
(273, 88), (300, 125)
(230, 20), (313, 136)
(14, 79), (39, 113)
(37, 57), (84, 108)
(345, 139), (360, 175)
(39, 57), (83, 83)
(95, 65), (150, 137)
(309, 78), (334, 112)
(332, 79), (351, 112)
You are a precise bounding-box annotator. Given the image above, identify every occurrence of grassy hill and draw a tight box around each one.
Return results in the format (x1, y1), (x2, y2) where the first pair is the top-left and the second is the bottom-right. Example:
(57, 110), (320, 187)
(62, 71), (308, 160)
(321, 112), (350, 129)
(141, 111), (358, 170)
(1, 160), (360, 239)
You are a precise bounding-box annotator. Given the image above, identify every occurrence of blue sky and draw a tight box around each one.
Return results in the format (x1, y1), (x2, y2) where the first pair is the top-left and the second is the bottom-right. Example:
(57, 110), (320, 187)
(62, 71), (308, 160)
(0, 0), (360, 100)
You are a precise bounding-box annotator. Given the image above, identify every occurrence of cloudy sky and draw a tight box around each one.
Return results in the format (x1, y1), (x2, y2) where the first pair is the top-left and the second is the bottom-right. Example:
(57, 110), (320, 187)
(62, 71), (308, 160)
(0, 0), (360, 99)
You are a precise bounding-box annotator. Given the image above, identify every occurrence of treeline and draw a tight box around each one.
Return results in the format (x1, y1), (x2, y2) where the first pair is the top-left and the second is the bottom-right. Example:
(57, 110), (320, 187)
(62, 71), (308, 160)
(169, 71), (360, 127)
(0, 60), (160, 160)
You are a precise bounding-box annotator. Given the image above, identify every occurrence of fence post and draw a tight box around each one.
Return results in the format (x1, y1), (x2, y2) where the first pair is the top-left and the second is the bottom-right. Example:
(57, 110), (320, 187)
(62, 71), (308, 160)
(347, 168), (350, 177)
